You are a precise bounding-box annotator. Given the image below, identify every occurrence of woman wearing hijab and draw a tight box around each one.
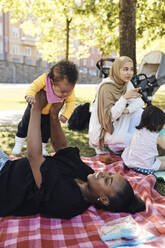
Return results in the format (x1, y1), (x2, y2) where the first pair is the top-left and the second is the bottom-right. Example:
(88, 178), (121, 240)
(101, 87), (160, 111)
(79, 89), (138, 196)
(89, 56), (144, 154)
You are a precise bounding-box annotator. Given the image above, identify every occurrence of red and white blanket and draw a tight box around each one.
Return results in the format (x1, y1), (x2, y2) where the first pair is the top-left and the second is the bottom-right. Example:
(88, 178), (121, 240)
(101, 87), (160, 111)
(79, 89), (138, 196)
(0, 155), (165, 248)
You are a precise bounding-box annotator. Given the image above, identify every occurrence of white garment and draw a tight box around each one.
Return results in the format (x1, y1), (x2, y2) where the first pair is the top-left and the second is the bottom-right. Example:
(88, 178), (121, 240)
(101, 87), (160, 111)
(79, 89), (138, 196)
(121, 128), (161, 170)
(88, 78), (144, 151)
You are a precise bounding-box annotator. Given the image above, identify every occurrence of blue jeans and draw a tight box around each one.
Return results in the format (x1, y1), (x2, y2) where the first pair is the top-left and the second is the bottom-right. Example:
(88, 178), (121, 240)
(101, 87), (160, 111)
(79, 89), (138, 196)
(0, 149), (9, 171)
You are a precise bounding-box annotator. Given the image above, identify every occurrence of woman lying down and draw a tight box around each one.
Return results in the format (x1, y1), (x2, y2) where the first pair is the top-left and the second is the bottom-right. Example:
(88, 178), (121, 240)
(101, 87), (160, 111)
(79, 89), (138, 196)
(0, 91), (145, 219)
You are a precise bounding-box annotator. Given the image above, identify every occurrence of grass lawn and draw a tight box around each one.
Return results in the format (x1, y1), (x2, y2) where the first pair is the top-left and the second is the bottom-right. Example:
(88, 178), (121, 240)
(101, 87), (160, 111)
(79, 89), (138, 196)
(0, 83), (165, 195)
(0, 83), (97, 158)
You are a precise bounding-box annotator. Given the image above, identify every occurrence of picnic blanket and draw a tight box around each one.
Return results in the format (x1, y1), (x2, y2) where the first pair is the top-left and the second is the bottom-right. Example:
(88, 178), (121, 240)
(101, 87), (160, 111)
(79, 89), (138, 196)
(0, 154), (165, 248)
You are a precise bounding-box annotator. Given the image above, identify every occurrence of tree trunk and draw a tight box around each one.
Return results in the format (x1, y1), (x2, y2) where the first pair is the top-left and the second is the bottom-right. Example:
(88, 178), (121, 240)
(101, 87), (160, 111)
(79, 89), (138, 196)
(119, 0), (137, 73)
(65, 18), (72, 61)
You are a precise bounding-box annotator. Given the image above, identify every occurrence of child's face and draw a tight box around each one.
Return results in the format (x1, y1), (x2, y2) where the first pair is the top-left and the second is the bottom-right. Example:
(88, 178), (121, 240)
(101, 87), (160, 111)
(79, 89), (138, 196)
(51, 78), (74, 98)
(119, 62), (134, 83)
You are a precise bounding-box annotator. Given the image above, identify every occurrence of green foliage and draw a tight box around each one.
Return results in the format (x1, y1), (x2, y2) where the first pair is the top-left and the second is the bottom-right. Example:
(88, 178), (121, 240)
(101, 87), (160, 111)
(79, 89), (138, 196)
(136, 0), (165, 47)
(0, 0), (164, 62)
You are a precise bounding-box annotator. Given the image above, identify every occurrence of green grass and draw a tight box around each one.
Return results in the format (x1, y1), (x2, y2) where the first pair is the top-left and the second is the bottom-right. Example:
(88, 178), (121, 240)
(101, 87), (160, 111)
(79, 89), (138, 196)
(0, 83), (165, 195)
(0, 83), (97, 110)
(0, 85), (27, 110)
(0, 83), (97, 157)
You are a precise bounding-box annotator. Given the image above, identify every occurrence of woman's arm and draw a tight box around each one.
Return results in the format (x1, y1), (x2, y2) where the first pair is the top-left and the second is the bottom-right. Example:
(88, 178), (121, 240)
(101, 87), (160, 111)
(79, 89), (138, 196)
(157, 136), (165, 150)
(50, 102), (67, 152)
(27, 91), (47, 188)
(61, 89), (75, 120)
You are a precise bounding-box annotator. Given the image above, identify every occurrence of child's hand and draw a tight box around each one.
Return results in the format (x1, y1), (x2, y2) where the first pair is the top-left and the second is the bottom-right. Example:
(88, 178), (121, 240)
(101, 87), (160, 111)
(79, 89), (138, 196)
(26, 95), (36, 104)
(123, 108), (129, 114)
(59, 115), (68, 123)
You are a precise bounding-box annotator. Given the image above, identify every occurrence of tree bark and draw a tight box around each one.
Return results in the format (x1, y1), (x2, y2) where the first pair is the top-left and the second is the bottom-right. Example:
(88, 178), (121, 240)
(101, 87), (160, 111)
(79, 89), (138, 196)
(119, 0), (137, 73)
(65, 18), (72, 61)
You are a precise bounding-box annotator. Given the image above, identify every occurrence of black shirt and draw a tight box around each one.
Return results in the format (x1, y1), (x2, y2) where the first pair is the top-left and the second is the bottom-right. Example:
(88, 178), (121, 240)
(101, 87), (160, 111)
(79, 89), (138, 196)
(0, 147), (94, 219)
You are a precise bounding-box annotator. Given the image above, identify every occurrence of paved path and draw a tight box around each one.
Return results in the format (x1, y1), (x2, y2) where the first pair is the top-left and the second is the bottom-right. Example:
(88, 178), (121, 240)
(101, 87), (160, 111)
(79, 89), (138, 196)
(0, 110), (24, 125)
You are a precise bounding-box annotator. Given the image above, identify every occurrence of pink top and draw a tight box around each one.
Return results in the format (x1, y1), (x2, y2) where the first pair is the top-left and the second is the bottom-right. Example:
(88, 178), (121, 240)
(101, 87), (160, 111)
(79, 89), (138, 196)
(46, 75), (65, 103)
(121, 128), (160, 170)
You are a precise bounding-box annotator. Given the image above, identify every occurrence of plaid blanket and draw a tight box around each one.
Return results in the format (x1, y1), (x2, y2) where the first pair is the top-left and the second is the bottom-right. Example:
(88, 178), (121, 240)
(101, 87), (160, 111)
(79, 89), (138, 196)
(0, 154), (165, 248)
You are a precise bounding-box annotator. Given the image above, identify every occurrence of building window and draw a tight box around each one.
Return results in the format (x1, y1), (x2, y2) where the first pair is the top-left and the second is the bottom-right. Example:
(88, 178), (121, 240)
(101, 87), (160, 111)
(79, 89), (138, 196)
(91, 47), (95, 54)
(75, 40), (79, 48)
(0, 41), (3, 53)
(12, 57), (20, 63)
(0, 23), (3, 36)
(83, 59), (87, 66)
(25, 47), (31, 56)
(25, 58), (32, 65)
(12, 27), (19, 38)
(90, 59), (94, 67)
(13, 45), (19, 55)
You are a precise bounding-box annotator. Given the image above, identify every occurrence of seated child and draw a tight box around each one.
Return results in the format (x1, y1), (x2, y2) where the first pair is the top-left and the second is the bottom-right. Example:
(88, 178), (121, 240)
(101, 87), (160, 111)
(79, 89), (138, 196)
(122, 105), (165, 175)
(12, 60), (78, 155)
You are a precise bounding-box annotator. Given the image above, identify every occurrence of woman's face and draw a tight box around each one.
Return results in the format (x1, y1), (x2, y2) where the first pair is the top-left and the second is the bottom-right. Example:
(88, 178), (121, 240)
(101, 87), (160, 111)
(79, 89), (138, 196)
(87, 172), (127, 202)
(119, 62), (134, 83)
(51, 78), (74, 98)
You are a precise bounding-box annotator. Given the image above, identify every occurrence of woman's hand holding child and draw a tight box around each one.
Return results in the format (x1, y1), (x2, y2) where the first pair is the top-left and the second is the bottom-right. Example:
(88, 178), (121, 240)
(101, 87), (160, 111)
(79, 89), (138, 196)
(25, 95), (36, 104)
(59, 115), (68, 123)
(124, 88), (141, 100)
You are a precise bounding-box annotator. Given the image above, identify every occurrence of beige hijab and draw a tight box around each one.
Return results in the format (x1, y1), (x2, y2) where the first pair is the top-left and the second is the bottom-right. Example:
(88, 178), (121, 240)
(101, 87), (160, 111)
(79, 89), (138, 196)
(97, 56), (133, 148)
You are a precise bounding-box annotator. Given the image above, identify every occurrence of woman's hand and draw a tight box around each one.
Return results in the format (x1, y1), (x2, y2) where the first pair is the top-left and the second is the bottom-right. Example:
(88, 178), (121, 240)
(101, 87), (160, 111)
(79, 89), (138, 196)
(124, 88), (141, 100)
(33, 90), (48, 111)
(50, 102), (64, 120)
(59, 115), (68, 123)
(123, 108), (129, 114)
(26, 95), (35, 104)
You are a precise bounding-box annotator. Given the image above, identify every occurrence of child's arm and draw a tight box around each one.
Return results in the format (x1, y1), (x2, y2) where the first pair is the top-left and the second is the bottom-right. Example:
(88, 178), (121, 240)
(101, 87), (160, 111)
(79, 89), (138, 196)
(157, 136), (165, 150)
(60, 89), (75, 121)
(25, 73), (47, 104)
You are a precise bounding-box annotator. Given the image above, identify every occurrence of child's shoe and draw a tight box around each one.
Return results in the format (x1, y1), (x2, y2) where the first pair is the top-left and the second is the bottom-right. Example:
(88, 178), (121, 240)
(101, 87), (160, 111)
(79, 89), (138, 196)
(42, 143), (48, 156)
(12, 136), (26, 154)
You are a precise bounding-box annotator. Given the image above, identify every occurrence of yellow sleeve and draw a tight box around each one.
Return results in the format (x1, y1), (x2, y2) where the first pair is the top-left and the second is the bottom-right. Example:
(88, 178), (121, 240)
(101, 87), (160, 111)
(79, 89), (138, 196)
(61, 89), (75, 120)
(25, 73), (47, 97)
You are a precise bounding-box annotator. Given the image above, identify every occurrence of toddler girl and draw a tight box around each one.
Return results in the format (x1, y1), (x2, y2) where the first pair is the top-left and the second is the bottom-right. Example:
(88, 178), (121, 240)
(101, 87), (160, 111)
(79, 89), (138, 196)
(122, 105), (165, 174)
(12, 60), (78, 155)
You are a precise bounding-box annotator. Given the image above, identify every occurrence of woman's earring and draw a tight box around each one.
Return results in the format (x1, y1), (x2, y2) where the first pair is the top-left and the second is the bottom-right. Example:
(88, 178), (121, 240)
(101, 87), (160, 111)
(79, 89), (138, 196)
(97, 197), (100, 201)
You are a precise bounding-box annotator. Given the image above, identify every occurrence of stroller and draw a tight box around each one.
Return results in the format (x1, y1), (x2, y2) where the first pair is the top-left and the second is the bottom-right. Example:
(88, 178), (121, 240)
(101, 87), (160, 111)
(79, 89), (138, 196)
(96, 52), (165, 105)
(137, 51), (165, 107)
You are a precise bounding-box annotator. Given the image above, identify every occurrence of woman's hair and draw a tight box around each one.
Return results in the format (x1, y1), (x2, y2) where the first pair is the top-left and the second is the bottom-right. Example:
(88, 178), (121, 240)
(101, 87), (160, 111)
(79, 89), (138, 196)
(48, 60), (79, 85)
(94, 179), (145, 214)
(136, 105), (165, 132)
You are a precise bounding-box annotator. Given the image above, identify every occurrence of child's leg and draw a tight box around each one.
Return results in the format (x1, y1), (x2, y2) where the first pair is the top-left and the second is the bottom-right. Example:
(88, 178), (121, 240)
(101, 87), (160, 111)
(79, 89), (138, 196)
(158, 156), (165, 170)
(17, 104), (31, 138)
(0, 150), (9, 171)
(41, 114), (50, 156)
(41, 114), (50, 143)
(12, 104), (31, 154)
